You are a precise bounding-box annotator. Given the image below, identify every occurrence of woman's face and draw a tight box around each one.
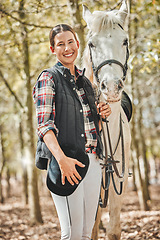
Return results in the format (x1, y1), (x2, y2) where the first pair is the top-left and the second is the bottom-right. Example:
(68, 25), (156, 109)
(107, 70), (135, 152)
(50, 31), (79, 68)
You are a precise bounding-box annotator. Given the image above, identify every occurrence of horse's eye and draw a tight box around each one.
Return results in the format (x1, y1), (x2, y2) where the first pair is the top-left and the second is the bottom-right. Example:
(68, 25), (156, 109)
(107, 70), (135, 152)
(123, 39), (128, 46)
(88, 42), (95, 48)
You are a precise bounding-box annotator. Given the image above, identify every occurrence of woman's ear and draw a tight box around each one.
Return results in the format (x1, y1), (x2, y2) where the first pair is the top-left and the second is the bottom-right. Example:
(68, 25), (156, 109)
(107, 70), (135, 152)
(77, 40), (80, 49)
(50, 46), (56, 54)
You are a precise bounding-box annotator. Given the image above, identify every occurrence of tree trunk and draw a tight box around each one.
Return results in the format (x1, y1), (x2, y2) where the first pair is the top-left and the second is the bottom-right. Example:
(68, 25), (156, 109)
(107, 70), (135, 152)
(131, 105), (149, 210)
(129, 2), (149, 210)
(67, 0), (85, 64)
(131, 153), (137, 191)
(137, 89), (150, 201)
(0, 124), (6, 203)
(19, 118), (28, 204)
(6, 168), (11, 198)
(150, 144), (159, 184)
(19, 0), (42, 223)
(0, 172), (4, 203)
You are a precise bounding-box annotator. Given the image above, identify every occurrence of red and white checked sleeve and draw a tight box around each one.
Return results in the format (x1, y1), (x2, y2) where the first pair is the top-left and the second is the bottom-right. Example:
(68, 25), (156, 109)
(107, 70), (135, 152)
(32, 71), (59, 139)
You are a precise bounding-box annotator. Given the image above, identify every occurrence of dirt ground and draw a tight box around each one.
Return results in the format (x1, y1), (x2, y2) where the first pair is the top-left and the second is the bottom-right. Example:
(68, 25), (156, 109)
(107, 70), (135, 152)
(0, 178), (160, 240)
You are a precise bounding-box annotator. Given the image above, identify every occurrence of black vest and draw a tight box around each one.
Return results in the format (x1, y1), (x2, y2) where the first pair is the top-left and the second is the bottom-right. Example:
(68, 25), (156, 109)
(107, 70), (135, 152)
(39, 64), (103, 158)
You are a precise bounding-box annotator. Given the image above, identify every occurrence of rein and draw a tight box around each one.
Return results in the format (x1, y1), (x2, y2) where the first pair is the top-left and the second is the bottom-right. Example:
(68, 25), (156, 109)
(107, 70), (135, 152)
(107, 98), (121, 103)
(99, 113), (125, 208)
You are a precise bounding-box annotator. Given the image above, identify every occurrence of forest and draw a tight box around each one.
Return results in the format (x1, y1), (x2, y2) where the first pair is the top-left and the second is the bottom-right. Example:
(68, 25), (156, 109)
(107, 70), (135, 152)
(0, 0), (159, 239)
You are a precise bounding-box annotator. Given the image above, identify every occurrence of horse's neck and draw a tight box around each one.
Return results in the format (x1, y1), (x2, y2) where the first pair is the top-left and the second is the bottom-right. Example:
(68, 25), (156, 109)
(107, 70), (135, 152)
(101, 101), (121, 155)
(107, 101), (121, 133)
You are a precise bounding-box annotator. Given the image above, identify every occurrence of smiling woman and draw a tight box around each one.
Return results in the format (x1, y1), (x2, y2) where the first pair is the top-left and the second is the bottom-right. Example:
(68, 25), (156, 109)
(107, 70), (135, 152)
(50, 30), (79, 74)
(32, 23), (112, 240)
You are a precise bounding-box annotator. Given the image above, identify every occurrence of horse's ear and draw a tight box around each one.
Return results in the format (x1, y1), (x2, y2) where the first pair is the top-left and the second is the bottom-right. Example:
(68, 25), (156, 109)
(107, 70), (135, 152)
(82, 5), (92, 29)
(118, 0), (128, 25)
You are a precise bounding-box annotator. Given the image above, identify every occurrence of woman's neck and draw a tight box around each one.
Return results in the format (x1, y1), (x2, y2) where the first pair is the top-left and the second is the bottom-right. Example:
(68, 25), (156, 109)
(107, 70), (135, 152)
(59, 61), (75, 77)
(69, 65), (75, 76)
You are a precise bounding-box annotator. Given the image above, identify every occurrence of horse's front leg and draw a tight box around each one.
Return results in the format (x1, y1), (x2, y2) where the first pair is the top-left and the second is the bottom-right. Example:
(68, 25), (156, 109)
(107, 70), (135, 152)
(107, 184), (122, 240)
(91, 206), (102, 240)
(107, 175), (128, 240)
(91, 181), (107, 240)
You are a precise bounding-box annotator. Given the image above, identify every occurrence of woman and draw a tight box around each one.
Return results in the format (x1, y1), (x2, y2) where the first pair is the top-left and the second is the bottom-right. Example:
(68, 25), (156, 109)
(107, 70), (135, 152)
(33, 24), (111, 240)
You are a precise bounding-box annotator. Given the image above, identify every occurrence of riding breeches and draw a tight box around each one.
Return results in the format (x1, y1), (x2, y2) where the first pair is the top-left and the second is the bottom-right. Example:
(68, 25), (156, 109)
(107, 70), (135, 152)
(50, 153), (102, 240)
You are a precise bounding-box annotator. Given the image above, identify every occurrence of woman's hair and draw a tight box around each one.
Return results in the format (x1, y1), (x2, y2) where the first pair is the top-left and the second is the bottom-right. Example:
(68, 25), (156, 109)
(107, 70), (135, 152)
(49, 24), (78, 47)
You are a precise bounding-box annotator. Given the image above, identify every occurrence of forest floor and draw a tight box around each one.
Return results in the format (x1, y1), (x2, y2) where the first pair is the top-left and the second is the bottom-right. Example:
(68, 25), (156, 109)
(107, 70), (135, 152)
(0, 178), (160, 240)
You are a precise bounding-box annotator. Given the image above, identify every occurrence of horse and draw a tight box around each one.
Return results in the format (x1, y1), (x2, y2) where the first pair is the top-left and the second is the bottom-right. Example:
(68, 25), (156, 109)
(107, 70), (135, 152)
(82, 1), (131, 239)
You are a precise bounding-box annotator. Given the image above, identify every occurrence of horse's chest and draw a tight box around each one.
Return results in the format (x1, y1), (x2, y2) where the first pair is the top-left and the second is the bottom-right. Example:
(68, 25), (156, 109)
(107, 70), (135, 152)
(102, 111), (131, 157)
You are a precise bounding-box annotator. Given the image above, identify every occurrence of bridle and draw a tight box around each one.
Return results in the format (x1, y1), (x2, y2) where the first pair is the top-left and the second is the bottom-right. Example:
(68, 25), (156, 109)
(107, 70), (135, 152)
(88, 25), (129, 84)
(88, 25), (130, 208)
(88, 36), (129, 102)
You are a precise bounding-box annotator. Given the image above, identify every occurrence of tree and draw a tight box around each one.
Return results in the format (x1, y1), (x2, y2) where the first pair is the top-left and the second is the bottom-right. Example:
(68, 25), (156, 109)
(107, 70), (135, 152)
(18, 0), (42, 223)
(129, 0), (159, 210)
(67, 0), (85, 63)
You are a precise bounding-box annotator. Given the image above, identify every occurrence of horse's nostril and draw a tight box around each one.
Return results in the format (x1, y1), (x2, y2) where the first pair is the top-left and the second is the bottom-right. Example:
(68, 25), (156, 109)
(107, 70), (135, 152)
(118, 79), (124, 89)
(101, 82), (105, 90)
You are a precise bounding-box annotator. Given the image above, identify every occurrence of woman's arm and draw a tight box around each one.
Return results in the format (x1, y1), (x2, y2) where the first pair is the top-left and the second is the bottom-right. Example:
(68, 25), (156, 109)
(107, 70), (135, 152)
(43, 130), (85, 186)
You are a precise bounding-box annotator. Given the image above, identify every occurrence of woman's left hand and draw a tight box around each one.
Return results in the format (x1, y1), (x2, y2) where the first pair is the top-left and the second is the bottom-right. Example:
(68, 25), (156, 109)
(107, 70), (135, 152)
(97, 102), (112, 119)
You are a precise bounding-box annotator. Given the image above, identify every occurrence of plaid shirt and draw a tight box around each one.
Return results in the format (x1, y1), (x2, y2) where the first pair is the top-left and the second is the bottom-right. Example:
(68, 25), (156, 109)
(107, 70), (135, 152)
(32, 63), (98, 153)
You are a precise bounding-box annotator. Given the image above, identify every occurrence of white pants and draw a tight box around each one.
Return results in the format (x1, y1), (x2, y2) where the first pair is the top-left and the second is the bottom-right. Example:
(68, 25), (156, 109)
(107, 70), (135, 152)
(51, 153), (102, 240)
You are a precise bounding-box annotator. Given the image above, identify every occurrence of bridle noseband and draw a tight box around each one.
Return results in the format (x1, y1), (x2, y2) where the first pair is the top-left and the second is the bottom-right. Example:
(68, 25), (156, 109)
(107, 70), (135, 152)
(95, 59), (127, 81)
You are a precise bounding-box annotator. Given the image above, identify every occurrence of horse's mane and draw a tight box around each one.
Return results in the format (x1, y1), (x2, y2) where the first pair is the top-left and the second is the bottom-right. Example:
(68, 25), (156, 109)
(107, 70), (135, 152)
(82, 46), (94, 83)
(89, 10), (124, 33)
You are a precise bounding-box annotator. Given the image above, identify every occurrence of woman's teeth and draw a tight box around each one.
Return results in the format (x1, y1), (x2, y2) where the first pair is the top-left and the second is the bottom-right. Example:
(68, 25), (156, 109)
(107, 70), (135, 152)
(64, 53), (73, 57)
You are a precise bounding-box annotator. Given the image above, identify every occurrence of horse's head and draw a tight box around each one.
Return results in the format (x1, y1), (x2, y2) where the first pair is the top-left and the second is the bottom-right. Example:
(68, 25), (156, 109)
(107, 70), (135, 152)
(83, 0), (129, 102)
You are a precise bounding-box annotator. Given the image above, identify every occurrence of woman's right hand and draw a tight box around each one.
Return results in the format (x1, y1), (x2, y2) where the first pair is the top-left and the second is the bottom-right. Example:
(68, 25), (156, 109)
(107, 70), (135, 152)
(58, 156), (85, 186)
(43, 130), (85, 186)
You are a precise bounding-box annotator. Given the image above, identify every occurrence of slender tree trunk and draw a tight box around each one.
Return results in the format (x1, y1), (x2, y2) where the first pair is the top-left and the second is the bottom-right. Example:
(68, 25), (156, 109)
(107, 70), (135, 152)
(0, 173), (4, 203)
(131, 153), (137, 191)
(131, 104), (149, 210)
(6, 168), (11, 198)
(19, 118), (28, 204)
(148, 101), (159, 184)
(19, 0), (42, 223)
(129, 1), (149, 210)
(0, 124), (6, 203)
(67, 0), (85, 64)
(150, 144), (159, 183)
(137, 89), (150, 201)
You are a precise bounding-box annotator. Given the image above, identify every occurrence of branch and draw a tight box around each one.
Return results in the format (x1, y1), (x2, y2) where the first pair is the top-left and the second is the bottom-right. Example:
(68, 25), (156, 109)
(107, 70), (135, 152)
(0, 6), (52, 29)
(110, 0), (123, 10)
(0, 70), (24, 109)
(10, 4), (67, 14)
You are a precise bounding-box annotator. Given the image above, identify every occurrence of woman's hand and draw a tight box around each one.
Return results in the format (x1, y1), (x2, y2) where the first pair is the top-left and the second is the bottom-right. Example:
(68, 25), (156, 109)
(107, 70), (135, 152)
(43, 130), (85, 186)
(58, 156), (85, 186)
(97, 102), (112, 119)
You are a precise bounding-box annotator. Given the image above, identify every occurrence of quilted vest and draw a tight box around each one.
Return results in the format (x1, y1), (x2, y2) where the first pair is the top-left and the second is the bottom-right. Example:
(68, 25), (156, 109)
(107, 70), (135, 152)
(38, 64), (103, 159)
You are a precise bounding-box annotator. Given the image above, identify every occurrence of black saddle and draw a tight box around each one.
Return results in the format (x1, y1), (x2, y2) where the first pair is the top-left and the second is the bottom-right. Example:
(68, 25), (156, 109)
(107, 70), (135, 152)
(121, 91), (132, 122)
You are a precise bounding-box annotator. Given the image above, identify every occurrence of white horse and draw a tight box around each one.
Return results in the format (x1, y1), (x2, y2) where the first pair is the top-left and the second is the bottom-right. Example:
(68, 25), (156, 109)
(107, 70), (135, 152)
(83, 1), (131, 240)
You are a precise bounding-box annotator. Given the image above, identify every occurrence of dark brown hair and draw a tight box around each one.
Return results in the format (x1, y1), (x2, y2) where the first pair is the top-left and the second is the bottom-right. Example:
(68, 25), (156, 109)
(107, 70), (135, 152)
(49, 24), (78, 47)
